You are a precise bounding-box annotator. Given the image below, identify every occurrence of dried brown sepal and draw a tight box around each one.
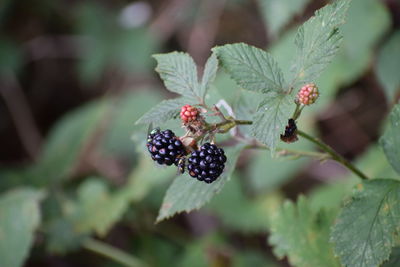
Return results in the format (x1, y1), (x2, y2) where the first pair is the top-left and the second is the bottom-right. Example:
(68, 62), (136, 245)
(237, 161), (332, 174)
(280, 119), (298, 143)
(179, 136), (198, 153)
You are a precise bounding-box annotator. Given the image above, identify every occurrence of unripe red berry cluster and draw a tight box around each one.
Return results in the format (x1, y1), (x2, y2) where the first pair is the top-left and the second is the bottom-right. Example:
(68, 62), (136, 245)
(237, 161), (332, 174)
(180, 104), (199, 123)
(297, 83), (319, 105)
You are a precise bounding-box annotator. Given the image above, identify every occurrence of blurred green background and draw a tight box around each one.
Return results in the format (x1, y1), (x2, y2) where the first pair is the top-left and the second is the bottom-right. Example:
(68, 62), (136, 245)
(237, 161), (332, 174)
(0, 0), (399, 266)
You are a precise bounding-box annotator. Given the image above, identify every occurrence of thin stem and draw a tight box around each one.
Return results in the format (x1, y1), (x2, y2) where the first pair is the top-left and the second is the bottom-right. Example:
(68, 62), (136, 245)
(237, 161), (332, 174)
(245, 143), (330, 160)
(214, 114), (367, 180)
(0, 71), (42, 160)
(82, 238), (148, 267)
(233, 119), (252, 125)
(276, 148), (330, 160)
(211, 118), (252, 134)
(291, 103), (305, 121)
(291, 103), (300, 120)
(297, 130), (369, 180)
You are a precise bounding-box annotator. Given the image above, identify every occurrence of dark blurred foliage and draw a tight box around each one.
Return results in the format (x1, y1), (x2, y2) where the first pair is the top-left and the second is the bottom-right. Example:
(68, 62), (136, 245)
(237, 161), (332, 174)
(0, 0), (400, 266)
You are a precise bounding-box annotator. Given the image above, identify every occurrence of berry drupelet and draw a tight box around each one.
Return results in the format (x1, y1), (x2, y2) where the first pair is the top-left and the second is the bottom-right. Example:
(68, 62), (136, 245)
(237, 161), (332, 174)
(147, 129), (186, 166)
(187, 143), (227, 184)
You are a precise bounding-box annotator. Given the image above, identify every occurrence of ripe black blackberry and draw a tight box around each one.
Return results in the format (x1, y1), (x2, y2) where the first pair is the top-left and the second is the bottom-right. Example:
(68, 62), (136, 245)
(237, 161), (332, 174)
(187, 143), (227, 184)
(146, 129), (186, 166)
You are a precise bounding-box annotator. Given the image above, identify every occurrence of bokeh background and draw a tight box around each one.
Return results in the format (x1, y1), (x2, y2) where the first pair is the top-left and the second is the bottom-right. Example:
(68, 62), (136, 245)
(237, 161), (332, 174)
(0, 0), (400, 266)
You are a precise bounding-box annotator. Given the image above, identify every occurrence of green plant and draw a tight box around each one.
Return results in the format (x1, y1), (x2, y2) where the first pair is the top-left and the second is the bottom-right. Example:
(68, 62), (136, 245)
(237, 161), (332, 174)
(1, 0), (399, 266)
(136, 0), (400, 266)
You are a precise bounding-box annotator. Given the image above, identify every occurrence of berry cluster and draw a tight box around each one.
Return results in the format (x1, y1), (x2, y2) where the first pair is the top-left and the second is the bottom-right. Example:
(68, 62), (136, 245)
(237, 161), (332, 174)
(296, 83), (319, 105)
(180, 104), (199, 123)
(187, 143), (226, 184)
(146, 129), (186, 166)
(146, 128), (226, 184)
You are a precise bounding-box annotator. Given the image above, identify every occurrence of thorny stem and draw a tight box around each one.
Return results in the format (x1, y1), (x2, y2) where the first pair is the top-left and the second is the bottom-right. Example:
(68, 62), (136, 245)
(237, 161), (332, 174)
(297, 130), (369, 180)
(82, 238), (148, 267)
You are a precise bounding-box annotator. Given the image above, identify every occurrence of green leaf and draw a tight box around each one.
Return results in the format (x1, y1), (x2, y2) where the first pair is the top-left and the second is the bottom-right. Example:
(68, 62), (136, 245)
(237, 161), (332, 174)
(259, 0), (311, 38)
(102, 90), (161, 158)
(269, 196), (340, 267)
(135, 97), (188, 125)
(270, 0), (390, 111)
(382, 247), (400, 267)
(46, 219), (86, 254)
(207, 174), (282, 232)
(0, 38), (22, 75)
(212, 43), (290, 151)
(57, 160), (166, 250)
(77, 3), (155, 83)
(69, 178), (128, 236)
(376, 31), (400, 102)
(200, 53), (218, 99)
(178, 235), (279, 267)
(380, 104), (400, 175)
(31, 100), (108, 186)
(331, 179), (400, 267)
(213, 43), (285, 94)
(291, 0), (350, 86)
(248, 141), (311, 193)
(0, 189), (44, 267)
(156, 145), (244, 222)
(251, 93), (292, 152)
(177, 238), (211, 267)
(354, 145), (400, 181)
(233, 250), (279, 267)
(119, 155), (176, 203)
(308, 179), (357, 212)
(153, 52), (200, 101)
(315, 0), (389, 108)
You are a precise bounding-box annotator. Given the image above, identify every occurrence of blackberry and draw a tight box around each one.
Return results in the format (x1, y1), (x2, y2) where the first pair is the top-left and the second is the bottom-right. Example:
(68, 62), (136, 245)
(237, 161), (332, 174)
(280, 119), (298, 143)
(146, 129), (186, 166)
(187, 143), (227, 184)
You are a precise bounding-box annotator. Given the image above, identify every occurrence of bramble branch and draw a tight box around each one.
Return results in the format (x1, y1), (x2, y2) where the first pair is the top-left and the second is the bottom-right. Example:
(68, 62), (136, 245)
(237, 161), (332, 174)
(297, 130), (369, 180)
